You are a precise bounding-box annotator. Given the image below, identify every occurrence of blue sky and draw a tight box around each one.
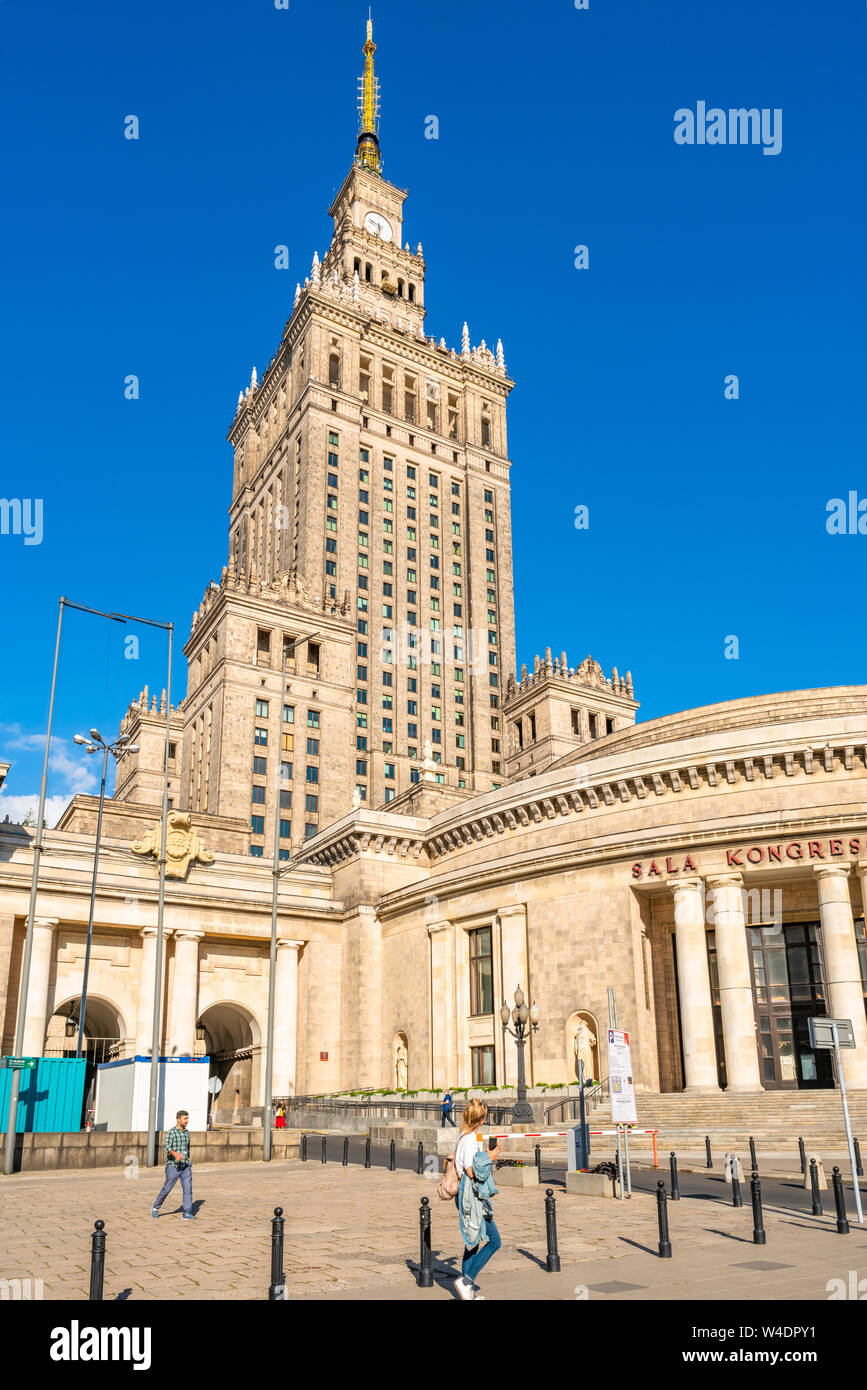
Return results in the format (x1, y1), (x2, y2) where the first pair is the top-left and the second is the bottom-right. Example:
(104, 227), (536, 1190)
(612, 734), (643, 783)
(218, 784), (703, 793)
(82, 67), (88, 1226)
(1, 0), (865, 822)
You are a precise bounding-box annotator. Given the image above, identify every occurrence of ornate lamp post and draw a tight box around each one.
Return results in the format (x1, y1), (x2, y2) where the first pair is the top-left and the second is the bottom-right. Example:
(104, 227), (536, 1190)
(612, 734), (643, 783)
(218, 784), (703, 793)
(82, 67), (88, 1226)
(500, 986), (540, 1124)
(73, 728), (137, 1060)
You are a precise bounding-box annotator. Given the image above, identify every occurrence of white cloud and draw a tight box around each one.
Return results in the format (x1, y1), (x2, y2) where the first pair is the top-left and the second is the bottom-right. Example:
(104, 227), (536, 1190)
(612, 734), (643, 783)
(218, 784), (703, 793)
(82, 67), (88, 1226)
(0, 794), (72, 828)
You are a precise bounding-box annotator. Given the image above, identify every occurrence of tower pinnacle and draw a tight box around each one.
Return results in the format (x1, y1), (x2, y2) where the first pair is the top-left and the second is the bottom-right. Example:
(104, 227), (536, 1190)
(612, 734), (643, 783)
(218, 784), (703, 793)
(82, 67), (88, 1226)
(356, 13), (382, 174)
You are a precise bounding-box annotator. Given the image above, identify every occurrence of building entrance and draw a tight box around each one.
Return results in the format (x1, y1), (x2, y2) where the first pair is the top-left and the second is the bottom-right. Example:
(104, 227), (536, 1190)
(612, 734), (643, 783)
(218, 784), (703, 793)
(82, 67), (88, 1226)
(747, 923), (834, 1090)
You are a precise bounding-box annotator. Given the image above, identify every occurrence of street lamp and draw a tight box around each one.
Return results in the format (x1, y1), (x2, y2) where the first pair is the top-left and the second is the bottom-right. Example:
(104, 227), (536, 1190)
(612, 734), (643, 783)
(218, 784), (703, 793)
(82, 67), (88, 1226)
(73, 728), (138, 1060)
(500, 985), (540, 1124)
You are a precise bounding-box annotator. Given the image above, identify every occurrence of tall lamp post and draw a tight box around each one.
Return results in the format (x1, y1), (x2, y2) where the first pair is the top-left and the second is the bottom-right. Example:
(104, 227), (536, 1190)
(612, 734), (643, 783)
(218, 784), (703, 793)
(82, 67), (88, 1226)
(72, 729), (137, 1059)
(500, 986), (540, 1124)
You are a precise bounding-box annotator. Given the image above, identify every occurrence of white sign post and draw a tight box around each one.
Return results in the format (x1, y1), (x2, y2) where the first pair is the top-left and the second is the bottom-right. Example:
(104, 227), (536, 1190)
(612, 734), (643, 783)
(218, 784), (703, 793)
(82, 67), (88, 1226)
(608, 1026), (637, 1199)
(206, 1074), (222, 1131)
(808, 1016), (863, 1224)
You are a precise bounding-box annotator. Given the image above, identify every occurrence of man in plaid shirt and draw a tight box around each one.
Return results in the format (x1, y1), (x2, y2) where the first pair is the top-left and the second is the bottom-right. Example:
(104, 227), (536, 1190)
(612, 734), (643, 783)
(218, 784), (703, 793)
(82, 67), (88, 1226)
(151, 1110), (196, 1220)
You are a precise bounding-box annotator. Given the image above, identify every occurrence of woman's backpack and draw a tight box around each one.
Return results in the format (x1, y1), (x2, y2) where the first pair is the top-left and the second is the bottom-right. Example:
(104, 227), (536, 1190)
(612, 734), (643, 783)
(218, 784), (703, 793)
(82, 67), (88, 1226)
(437, 1146), (462, 1201)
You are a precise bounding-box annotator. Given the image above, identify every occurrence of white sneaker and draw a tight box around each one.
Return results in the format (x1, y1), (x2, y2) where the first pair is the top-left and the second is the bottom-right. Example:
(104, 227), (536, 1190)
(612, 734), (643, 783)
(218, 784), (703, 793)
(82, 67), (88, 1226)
(454, 1276), (475, 1301)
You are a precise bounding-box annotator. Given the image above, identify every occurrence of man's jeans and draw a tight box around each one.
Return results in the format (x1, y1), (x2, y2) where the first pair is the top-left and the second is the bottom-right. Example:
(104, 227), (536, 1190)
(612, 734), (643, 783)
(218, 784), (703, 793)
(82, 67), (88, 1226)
(441, 1109), (456, 1127)
(153, 1162), (193, 1215)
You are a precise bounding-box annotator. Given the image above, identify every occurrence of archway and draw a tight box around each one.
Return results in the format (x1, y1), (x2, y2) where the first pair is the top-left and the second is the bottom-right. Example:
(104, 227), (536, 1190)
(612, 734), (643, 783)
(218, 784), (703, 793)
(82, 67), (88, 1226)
(565, 1010), (600, 1085)
(46, 995), (127, 1125)
(392, 1032), (408, 1092)
(198, 1002), (261, 1124)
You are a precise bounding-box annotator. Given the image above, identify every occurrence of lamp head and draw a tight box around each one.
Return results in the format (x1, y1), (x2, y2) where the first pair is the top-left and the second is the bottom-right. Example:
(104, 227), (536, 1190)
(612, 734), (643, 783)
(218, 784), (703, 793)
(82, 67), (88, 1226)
(73, 734), (87, 745)
(89, 728), (102, 743)
(529, 1001), (540, 1028)
(513, 985), (525, 1009)
(499, 1001), (511, 1027)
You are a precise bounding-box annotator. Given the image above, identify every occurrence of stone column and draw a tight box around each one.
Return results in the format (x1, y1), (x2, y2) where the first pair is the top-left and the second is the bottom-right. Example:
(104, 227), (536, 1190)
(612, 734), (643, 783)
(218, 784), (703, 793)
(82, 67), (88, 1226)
(816, 866), (867, 1087)
(669, 879), (720, 1092)
(353, 905), (382, 1089)
(134, 926), (170, 1056)
(273, 939), (304, 1098)
(166, 928), (204, 1057)
(497, 904), (529, 1089)
(707, 874), (762, 1092)
(21, 918), (59, 1056)
(428, 920), (455, 1089)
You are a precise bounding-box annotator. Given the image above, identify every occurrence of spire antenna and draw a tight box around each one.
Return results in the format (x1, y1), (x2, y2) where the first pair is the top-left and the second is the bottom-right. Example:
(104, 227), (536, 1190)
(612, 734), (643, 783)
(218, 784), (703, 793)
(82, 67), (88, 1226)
(356, 14), (382, 174)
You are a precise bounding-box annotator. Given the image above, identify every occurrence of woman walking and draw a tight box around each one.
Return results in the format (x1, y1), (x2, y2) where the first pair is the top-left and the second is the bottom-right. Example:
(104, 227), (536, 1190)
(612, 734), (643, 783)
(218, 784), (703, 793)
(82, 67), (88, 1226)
(452, 1098), (502, 1301)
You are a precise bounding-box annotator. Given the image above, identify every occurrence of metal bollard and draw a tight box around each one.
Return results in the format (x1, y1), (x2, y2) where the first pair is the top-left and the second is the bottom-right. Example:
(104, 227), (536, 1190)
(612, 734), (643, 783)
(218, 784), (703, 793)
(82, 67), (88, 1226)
(417, 1141), (424, 1176)
(89, 1220), (106, 1301)
(417, 1197), (434, 1287)
(809, 1158), (823, 1216)
(669, 1151), (680, 1201)
(832, 1167), (850, 1235)
(321, 1136), (327, 1164)
(343, 1137), (349, 1167)
(750, 1172), (766, 1245)
(268, 1207), (285, 1300)
(749, 1136), (758, 1173)
(855, 1138), (863, 1178)
(798, 1137), (806, 1175)
(656, 1180), (672, 1259)
(544, 1189), (561, 1273)
(705, 1135), (713, 1169)
(364, 1135), (371, 1169)
(301, 1133), (307, 1162)
(389, 1138), (396, 1171)
(731, 1168), (743, 1209)
(535, 1144), (542, 1182)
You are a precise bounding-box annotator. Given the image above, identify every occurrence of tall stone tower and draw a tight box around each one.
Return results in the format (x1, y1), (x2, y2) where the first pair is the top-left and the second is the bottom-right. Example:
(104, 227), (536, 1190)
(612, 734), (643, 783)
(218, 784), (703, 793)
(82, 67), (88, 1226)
(117, 19), (518, 856)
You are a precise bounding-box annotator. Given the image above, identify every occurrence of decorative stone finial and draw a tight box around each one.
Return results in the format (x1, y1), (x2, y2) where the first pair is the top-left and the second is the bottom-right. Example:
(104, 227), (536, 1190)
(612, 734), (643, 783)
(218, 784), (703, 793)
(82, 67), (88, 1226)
(461, 322), (470, 357)
(353, 269), (361, 303)
(496, 338), (505, 371)
(294, 282), (301, 306)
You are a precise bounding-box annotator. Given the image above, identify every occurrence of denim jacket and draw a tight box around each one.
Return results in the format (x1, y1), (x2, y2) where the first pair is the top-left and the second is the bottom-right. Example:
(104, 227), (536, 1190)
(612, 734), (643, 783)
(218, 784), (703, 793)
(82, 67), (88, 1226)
(457, 1148), (499, 1248)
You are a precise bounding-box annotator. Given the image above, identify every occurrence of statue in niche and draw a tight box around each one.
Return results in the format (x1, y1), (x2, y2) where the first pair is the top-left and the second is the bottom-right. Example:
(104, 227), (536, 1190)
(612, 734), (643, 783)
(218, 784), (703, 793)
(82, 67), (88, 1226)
(572, 1018), (597, 1082)
(394, 1039), (408, 1091)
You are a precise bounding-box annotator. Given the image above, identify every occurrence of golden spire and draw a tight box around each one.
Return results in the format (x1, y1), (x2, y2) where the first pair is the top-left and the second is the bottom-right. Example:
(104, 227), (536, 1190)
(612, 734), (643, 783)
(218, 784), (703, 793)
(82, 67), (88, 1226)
(356, 11), (381, 174)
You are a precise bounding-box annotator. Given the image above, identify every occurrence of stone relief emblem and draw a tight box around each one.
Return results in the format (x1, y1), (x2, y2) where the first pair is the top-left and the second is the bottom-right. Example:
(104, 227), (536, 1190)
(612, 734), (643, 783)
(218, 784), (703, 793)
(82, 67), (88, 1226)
(131, 811), (215, 879)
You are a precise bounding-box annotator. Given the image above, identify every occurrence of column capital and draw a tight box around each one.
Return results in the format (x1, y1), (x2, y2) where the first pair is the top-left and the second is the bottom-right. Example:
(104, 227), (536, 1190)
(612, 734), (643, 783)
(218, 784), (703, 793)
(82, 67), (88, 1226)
(706, 873), (743, 890)
(814, 864), (852, 882)
(276, 937), (305, 951)
(496, 903), (527, 922)
(32, 917), (60, 931)
(426, 919), (451, 937)
(140, 925), (172, 940)
(173, 927), (205, 943)
(669, 876), (704, 894)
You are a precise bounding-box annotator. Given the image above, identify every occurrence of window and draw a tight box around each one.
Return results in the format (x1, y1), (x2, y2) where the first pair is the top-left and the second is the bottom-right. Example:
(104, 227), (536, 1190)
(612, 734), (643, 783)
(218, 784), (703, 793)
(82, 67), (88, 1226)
(279, 819), (291, 838)
(304, 822), (317, 839)
(407, 700), (418, 716)
(304, 794), (318, 813)
(251, 815), (265, 835)
(281, 730), (293, 754)
(470, 1045), (496, 1086)
(255, 698), (269, 717)
(280, 761), (292, 780)
(382, 716), (393, 732)
(356, 759), (368, 776)
(356, 735), (367, 751)
(384, 787), (395, 803)
(307, 709), (320, 728)
(254, 727), (268, 746)
(355, 785), (367, 801)
(306, 766), (319, 784)
(410, 767), (420, 784)
(385, 763), (395, 779)
(407, 677), (417, 692)
(407, 722), (418, 739)
(253, 756), (266, 776)
(257, 628), (271, 663)
(280, 790), (291, 809)
(306, 737), (319, 755)
(250, 845), (264, 858)
(357, 689), (367, 704)
(328, 431), (339, 447)
(252, 784), (265, 804)
(278, 848), (290, 861)
(283, 706), (294, 725)
(469, 928), (494, 1016)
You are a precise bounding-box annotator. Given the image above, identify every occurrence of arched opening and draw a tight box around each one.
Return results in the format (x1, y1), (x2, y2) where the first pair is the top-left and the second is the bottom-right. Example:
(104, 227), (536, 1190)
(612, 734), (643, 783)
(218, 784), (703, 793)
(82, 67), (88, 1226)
(565, 1010), (600, 1086)
(392, 1031), (408, 1091)
(46, 995), (127, 1125)
(328, 352), (340, 389)
(408, 283), (415, 303)
(198, 1001), (261, 1125)
(364, 262), (373, 283)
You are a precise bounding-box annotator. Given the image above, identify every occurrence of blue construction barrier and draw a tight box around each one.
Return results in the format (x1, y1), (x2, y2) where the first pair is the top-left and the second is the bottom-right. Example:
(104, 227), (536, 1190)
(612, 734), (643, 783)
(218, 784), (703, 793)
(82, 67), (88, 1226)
(0, 1057), (86, 1132)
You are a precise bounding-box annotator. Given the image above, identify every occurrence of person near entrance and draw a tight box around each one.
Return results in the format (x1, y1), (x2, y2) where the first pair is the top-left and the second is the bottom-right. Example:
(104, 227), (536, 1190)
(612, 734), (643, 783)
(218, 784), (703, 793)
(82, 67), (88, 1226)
(441, 1087), (456, 1127)
(152, 1110), (196, 1220)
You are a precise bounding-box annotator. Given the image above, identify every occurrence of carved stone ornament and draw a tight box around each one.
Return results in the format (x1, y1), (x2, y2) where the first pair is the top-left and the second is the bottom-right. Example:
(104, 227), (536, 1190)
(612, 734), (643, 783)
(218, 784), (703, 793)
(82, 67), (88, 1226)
(131, 811), (215, 879)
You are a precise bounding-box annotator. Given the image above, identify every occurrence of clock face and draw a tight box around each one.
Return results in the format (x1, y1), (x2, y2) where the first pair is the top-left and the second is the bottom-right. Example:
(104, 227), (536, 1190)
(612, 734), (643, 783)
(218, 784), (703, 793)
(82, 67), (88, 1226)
(364, 211), (393, 242)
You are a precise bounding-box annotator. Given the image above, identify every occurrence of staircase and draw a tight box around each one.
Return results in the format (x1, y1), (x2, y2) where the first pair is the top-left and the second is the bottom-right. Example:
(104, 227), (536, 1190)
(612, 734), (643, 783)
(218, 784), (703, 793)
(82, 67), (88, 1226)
(536, 1091), (867, 1153)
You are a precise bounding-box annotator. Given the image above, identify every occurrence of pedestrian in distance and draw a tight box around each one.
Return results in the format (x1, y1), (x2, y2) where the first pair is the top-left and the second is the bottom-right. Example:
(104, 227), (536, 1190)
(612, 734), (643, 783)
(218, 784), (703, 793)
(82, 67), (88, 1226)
(152, 1110), (196, 1220)
(440, 1087), (456, 1128)
(452, 1098), (502, 1301)
(275, 1103), (286, 1129)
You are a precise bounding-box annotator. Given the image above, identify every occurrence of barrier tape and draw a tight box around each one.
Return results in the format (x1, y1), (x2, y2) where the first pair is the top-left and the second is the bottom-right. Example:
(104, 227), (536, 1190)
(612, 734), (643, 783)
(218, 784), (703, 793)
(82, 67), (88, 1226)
(487, 1127), (660, 1167)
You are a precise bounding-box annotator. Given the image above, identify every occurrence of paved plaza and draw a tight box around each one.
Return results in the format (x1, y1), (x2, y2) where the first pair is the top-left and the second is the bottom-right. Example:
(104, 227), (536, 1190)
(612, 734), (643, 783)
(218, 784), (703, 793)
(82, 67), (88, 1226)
(2, 1156), (866, 1302)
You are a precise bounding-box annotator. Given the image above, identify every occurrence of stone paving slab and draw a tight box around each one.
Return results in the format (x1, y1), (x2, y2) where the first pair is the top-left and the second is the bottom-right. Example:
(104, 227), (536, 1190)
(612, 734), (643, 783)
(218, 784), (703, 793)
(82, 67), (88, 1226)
(1, 1158), (865, 1302)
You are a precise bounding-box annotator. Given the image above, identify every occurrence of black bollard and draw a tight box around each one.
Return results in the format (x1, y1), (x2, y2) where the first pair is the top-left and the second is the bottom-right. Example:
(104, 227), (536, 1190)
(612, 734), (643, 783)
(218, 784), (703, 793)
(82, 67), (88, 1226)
(321, 1136), (327, 1164)
(831, 1167), (850, 1235)
(364, 1135), (371, 1169)
(417, 1141), (424, 1176)
(798, 1137), (806, 1175)
(268, 1207), (285, 1300)
(731, 1167), (743, 1209)
(656, 1180), (672, 1259)
(749, 1136), (758, 1173)
(669, 1151), (680, 1201)
(343, 1137), (349, 1167)
(417, 1197), (434, 1287)
(705, 1135), (713, 1169)
(855, 1138), (863, 1179)
(544, 1189), (561, 1273)
(301, 1133), (307, 1162)
(535, 1144), (542, 1182)
(750, 1172), (766, 1245)
(89, 1220), (106, 1301)
(809, 1158), (823, 1216)
(389, 1138), (396, 1171)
